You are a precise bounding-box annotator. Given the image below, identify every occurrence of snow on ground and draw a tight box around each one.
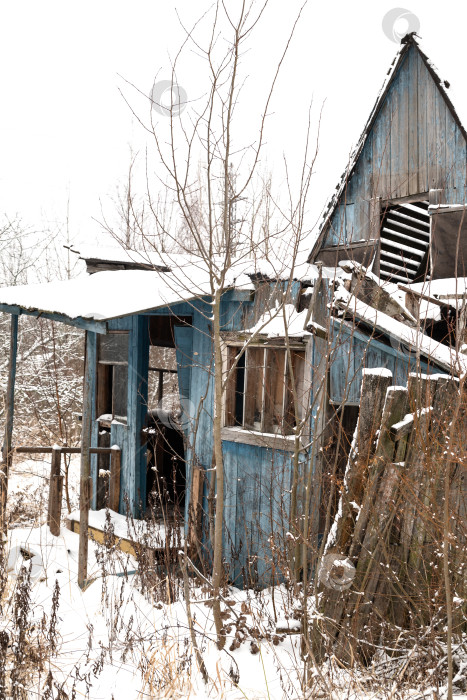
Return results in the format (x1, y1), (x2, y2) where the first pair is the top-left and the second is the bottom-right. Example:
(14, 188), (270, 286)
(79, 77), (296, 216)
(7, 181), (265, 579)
(4, 524), (306, 699)
(8, 456), (80, 529)
(3, 455), (465, 699)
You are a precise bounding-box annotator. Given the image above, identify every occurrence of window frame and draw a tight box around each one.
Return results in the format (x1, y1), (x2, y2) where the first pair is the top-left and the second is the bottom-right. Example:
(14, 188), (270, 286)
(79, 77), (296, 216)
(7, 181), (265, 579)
(221, 337), (309, 450)
(96, 330), (129, 424)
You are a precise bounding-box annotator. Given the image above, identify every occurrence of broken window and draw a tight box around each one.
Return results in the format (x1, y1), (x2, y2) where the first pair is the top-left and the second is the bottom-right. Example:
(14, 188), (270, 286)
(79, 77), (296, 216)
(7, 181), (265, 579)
(147, 346), (178, 411)
(379, 200), (430, 283)
(96, 331), (129, 421)
(225, 346), (306, 435)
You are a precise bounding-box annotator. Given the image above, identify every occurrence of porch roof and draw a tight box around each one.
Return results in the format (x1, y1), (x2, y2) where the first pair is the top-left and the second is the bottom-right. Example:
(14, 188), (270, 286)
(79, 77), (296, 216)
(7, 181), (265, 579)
(0, 267), (220, 327)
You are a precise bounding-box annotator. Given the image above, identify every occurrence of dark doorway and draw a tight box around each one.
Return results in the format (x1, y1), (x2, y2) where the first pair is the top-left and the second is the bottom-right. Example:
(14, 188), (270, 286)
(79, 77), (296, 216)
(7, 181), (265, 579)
(145, 412), (185, 521)
(144, 314), (191, 518)
(319, 403), (359, 535)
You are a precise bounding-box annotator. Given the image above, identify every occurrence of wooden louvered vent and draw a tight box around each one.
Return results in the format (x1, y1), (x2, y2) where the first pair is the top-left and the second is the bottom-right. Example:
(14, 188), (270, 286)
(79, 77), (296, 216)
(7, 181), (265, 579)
(379, 201), (430, 284)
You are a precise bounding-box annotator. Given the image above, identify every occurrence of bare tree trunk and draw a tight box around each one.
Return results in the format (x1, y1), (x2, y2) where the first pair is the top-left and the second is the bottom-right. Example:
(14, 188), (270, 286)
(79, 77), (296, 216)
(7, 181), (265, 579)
(211, 287), (226, 649)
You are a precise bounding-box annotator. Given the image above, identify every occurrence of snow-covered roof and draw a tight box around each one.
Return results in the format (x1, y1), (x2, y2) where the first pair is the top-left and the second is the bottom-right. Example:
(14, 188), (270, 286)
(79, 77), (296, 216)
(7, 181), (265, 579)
(245, 304), (311, 339)
(0, 253), (325, 324)
(334, 288), (467, 375)
(0, 268), (217, 322)
(402, 277), (467, 300)
(308, 33), (467, 262)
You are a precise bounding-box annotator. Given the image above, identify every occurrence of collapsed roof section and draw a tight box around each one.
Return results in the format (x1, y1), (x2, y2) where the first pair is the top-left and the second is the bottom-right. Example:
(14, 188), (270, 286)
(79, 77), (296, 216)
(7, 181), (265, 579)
(331, 261), (467, 376)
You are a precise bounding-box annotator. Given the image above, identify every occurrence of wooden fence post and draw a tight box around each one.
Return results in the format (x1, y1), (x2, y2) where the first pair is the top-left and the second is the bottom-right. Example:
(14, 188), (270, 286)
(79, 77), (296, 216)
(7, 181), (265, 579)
(0, 314), (18, 548)
(188, 466), (204, 549)
(48, 447), (63, 536)
(109, 446), (121, 512)
(78, 331), (95, 588)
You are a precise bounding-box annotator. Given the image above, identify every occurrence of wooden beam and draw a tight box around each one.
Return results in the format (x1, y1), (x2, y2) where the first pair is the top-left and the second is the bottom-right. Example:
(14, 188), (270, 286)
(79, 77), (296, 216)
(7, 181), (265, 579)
(15, 446), (116, 455)
(398, 285), (445, 308)
(0, 314), (18, 545)
(48, 447), (63, 537)
(78, 331), (95, 588)
(389, 413), (414, 440)
(0, 304), (107, 335)
(109, 446), (121, 512)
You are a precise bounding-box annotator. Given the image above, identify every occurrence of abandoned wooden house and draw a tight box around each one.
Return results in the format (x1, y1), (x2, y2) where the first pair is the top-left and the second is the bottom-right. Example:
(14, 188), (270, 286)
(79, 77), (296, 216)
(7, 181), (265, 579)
(308, 33), (467, 510)
(1, 33), (467, 588)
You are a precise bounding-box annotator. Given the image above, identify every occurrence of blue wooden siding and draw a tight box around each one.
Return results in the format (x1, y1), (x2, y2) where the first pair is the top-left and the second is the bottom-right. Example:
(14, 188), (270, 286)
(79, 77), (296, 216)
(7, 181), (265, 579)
(324, 45), (467, 247)
(329, 320), (445, 404)
(223, 440), (293, 586)
(86, 285), (311, 586)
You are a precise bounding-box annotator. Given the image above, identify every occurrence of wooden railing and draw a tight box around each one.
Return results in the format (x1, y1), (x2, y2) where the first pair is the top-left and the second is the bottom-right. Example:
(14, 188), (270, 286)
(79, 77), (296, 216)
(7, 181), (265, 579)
(14, 445), (121, 536)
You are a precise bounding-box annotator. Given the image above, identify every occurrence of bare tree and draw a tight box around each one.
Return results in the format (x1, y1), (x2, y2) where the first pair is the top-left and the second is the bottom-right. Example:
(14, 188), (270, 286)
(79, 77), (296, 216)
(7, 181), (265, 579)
(107, 0), (318, 648)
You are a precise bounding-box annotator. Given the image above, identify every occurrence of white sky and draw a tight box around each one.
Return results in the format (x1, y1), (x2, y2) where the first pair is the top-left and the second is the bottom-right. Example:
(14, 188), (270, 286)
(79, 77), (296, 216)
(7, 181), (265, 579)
(1, 0), (466, 249)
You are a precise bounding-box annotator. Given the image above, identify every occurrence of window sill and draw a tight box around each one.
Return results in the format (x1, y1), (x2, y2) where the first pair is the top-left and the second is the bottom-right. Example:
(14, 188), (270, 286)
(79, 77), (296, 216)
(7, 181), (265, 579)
(221, 426), (301, 452)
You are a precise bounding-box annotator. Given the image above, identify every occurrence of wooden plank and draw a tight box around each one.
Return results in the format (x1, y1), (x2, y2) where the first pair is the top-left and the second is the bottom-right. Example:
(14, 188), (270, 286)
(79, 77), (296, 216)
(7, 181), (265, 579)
(426, 60), (437, 189)
(339, 460), (403, 662)
(368, 196), (381, 247)
(445, 99), (457, 192)
(0, 314), (18, 545)
(407, 46), (419, 195)
(349, 385), (408, 558)
(111, 421), (129, 514)
(329, 331), (359, 405)
(127, 318), (139, 513)
(454, 122), (467, 203)
(244, 347), (264, 430)
(436, 88), (447, 191)
(417, 52), (428, 193)
(0, 304), (107, 334)
(109, 446), (121, 512)
(344, 203), (355, 245)
(320, 386), (409, 658)
(222, 444), (238, 582)
(78, 331), (96, 588)
(380, 87), (393, 199)
(394, 56), (409, 197)
(371, 103), (384, 199)
(47, 447), (61, 530)
(49, 476), (63, 537)
(407, 372), (432, 412)
(235, 442), (261, 587)
(15, 446), (116, 455)
(329, 369), (393, 556)
(399, 407), (431, 563)
(68, 518), (137, 557)
(90, 421), (99, 510)
(389, 413), (413, 440)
